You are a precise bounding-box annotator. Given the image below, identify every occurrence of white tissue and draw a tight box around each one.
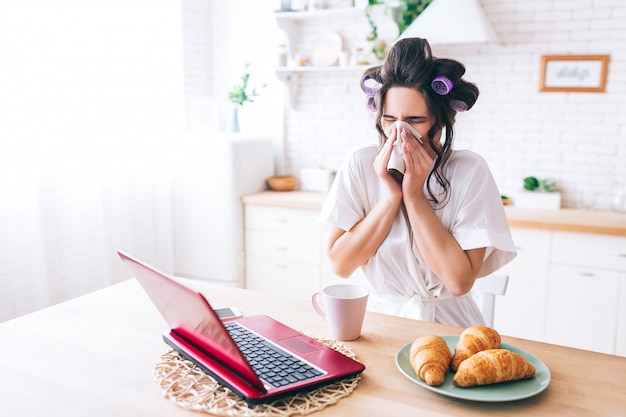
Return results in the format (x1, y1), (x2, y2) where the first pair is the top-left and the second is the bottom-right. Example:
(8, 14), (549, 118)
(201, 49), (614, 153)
(386, 120), (423, 175)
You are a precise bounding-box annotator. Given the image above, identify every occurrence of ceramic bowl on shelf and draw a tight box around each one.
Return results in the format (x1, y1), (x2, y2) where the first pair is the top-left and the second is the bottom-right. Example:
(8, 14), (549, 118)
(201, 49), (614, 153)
(267, 175), (298, 191)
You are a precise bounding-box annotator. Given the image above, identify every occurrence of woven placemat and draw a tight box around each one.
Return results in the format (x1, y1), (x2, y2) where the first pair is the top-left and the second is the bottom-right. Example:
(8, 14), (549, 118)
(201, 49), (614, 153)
(153, 337), (361, 417)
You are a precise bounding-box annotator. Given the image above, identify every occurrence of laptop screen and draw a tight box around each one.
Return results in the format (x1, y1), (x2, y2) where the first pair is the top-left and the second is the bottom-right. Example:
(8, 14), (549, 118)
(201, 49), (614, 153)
(117, 250), (259, 384)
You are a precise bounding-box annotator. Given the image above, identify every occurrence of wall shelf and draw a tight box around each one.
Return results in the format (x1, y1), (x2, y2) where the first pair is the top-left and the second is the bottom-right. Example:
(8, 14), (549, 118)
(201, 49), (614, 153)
(274, 7), (365, 21)
(275, 7), (375, 108)
(276, 65), (372, 107)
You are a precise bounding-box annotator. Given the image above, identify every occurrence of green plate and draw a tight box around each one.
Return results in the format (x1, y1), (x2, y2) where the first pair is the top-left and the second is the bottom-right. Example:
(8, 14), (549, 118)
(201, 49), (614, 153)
(395, 335), (551, 402)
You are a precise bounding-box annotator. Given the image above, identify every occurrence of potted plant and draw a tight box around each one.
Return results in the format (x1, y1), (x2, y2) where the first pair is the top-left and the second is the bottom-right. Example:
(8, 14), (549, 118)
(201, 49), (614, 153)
(392, 0), (433, 35)
(514, 176), (562, 210)
(364, 0), (433, 63)
(228, 62), (266, 132)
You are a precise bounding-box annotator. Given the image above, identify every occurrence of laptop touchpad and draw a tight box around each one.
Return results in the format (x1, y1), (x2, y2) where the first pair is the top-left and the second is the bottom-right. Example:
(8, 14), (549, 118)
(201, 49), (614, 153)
(279, 336), (324, 354)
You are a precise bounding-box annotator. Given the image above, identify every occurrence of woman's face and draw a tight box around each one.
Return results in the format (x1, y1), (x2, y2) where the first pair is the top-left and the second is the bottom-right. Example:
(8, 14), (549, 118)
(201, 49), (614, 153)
(381, 86), (441, 148)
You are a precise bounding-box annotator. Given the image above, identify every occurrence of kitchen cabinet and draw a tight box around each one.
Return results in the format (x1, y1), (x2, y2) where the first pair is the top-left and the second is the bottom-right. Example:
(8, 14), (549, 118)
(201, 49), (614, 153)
(618, 281), (626, 356)
(495, 229), (626, 356)
(545, 265), (621, 354)
(545, 231), (626, 355)
(493, 228), (551, 343)
(243, 191), (626, 356)
(171, 135), (273, 287)
(243, 201), (354, 299)
(244, 205), (321, 299)
(244, 204), (345, 299)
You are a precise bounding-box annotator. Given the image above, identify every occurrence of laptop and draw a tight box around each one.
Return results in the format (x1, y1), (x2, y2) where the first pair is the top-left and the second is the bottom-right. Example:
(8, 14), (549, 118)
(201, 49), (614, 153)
(117, 250), (365, 404)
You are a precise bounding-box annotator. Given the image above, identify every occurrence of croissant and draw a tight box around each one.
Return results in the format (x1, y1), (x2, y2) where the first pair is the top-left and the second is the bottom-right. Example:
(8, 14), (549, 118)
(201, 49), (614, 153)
(451, 325), (501, 371)
(409, 335), (452, 387)
(452, 349), (536, 387)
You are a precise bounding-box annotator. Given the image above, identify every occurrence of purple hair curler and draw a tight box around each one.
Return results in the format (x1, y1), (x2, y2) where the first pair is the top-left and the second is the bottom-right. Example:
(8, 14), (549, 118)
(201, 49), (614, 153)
(431, 76), (453, 95)
(450, 99), (468, 112)
(362, 76), (381, 112)
(366, 96), (377, 112)
(361, 76), (380, 97)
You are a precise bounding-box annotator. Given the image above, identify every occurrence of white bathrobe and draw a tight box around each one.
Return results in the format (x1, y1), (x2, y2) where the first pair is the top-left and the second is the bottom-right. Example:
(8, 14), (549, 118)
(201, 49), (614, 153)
(318, 145), (516, 328)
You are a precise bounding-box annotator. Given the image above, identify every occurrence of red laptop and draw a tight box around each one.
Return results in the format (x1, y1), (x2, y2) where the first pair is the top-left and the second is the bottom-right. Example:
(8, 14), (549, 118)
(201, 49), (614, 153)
(117, 250), (365, 404)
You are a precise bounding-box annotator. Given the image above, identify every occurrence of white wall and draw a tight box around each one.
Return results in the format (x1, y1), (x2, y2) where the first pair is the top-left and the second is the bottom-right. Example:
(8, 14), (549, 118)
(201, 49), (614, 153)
(190, 0), (626, 209)
(281, 0), (626, 209)
(188, 0), (287, 171)
(0, 0), (184, 321)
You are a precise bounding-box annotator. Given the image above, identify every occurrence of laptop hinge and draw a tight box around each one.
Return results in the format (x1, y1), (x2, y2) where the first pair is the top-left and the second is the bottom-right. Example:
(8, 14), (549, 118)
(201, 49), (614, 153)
(166, 328), (267, 396)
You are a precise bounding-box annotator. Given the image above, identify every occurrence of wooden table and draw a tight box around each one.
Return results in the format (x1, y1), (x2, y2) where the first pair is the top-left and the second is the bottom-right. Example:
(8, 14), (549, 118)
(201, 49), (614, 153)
(1, 279), (625, 416)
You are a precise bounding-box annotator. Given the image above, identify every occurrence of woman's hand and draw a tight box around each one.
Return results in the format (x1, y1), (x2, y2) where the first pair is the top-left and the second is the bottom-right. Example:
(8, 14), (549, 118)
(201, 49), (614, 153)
(400, 127), (434, 198)
(374, 126), (402, 197)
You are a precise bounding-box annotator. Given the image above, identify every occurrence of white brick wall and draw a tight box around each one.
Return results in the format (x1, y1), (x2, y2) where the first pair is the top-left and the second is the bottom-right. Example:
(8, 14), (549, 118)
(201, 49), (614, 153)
(271, 0), (626, 210)
(182, 0), (214, 129)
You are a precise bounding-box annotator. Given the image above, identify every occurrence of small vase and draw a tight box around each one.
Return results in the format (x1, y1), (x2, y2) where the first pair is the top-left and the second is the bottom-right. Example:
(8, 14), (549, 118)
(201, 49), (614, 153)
(230, 106), (240, 132)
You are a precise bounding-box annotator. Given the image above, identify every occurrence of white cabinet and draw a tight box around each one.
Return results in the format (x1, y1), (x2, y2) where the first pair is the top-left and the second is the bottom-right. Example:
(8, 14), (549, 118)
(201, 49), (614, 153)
(546, 265), (621, 354)
(546, 231), (626, 355)
(618, 282), (626, 356)
(495, 228), (626, 356)
(244, 205), (321, 299)
(245, 199), (626, 357)
(244, 204), (352, 299)
(493, 228), (551, 342)
(171, 135), (274, 286)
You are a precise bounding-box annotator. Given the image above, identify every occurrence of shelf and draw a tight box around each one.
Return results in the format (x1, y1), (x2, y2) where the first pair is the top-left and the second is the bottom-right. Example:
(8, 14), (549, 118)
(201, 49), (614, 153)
(275, 6), (374, 108)
(277, 65), (371, 73)
(276, 65), (373, 107)
(274, 7), (365, 21)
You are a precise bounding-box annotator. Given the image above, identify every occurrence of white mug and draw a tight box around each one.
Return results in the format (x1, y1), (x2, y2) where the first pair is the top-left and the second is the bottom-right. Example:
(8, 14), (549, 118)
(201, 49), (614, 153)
(311, 284), (369, 341)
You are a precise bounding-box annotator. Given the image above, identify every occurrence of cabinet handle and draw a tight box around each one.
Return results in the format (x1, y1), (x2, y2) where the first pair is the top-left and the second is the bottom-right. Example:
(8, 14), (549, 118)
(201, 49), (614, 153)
(614, 252), (626, 258)
(275, 246), (288, 251)
(274, 263), (288, 269)
(577, 272), (595, 277)
(274, 218), (288, 223)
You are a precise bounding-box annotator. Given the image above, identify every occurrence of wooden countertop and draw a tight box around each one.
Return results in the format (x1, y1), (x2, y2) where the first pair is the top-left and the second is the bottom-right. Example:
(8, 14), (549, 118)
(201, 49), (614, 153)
(2, 278), (624, 416)
(242, 191), (626, 236)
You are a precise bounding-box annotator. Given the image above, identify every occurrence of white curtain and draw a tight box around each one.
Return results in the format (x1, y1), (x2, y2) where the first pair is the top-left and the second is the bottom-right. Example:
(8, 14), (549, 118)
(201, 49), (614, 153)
(0, 0), (184, 321)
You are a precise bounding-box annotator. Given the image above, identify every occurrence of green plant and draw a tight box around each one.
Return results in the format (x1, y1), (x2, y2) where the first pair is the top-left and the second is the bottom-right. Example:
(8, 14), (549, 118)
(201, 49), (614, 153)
(365, 1), (387, 61)
(539, 179), (557, 193)
(523, 176), (557, 192)
(396, 0), (433, 35)
(364, 0), (433, 62)
(523, 176), (540, 191)
(228, 63), (266, 107)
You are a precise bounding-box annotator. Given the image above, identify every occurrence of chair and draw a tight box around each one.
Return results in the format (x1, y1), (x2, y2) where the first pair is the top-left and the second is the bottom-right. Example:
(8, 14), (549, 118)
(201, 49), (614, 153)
(471, 274), (509, 327)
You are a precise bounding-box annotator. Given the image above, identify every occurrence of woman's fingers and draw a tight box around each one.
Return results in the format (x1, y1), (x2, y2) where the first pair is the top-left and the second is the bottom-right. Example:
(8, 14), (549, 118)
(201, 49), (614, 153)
(374, 126), (396, 174)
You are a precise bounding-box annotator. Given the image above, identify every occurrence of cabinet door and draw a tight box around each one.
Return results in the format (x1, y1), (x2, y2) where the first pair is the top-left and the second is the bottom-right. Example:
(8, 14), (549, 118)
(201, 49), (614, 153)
(493, 228), (551, 342)
(617, 274), (626, 357)
(245, 258), (320, 300)
(545, 265), (621, 355)
(246, 230), (320, 264)
(551, 231), (626, 271)
(245, 205), (319, 235)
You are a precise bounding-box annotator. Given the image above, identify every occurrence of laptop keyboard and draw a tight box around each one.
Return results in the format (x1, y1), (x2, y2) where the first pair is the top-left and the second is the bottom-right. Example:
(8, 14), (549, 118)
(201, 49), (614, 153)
(224, 321), (323, 388)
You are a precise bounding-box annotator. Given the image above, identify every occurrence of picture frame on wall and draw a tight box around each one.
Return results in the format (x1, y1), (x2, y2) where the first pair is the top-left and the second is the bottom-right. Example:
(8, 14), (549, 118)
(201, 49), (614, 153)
(539, 54), (609, 93)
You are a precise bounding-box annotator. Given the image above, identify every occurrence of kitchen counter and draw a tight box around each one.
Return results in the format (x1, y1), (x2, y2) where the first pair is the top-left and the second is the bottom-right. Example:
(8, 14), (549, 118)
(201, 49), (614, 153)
(2, 278), (625, 416)
(242, 191), (626, 236)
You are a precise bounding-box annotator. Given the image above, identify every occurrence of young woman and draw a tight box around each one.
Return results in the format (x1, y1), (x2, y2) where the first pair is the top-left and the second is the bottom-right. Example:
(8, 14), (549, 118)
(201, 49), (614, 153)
(318, 38), (516, 327)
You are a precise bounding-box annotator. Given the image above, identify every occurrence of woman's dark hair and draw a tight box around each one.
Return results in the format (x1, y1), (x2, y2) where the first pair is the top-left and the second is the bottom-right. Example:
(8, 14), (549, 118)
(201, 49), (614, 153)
(360, 37), (479, 207)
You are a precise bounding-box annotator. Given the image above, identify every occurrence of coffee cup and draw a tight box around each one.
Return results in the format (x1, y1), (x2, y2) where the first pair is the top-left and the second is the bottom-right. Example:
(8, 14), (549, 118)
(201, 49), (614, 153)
(311, 284), (369, 341)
